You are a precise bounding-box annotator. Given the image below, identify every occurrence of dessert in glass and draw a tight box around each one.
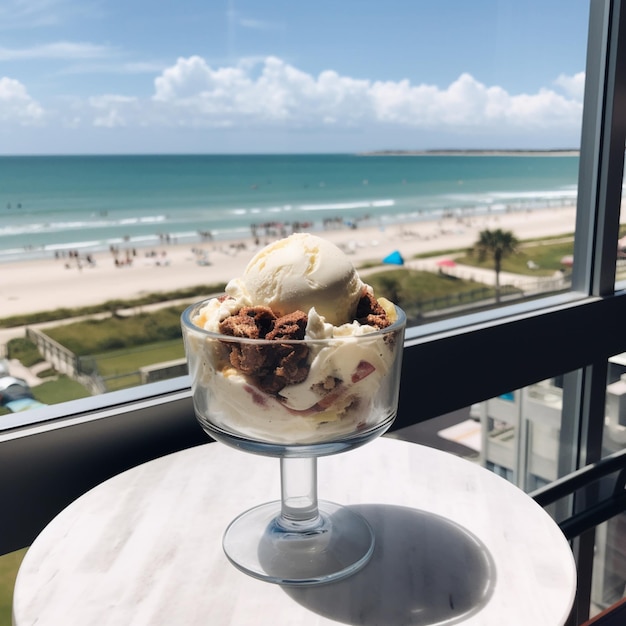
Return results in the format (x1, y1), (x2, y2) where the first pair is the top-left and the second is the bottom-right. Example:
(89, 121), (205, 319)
(181, 233), (406, 585)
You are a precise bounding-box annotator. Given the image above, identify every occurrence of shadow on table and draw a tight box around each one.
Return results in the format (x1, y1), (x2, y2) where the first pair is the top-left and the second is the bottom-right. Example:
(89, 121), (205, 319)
(283, 504), (496, 626)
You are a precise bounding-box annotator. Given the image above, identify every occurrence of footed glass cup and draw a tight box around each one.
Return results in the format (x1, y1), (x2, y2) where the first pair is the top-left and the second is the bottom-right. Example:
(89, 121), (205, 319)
(181, 301), (406, 585)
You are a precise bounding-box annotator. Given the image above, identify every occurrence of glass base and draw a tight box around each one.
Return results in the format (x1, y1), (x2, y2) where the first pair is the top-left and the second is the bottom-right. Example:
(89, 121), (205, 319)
(223, 500), (374, 586)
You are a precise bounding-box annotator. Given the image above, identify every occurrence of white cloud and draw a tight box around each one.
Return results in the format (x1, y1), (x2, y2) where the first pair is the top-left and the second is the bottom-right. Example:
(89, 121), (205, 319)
(148, 57), (584, 133)
(153, 56), (248, 102)
(370, 73), (581, 129)
(88, 94), (138, 128)
(227, 8), (284, 31)
(555, 71), (585, 101)
(92, 109), (125, 128)
(0, 41), (115, 60)
(0, 77), (44, 124)
(0, 56), (587, 146)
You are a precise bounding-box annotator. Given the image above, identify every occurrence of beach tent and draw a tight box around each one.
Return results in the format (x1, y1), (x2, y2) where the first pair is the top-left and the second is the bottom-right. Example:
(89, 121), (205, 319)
(383, 250), (404, 265)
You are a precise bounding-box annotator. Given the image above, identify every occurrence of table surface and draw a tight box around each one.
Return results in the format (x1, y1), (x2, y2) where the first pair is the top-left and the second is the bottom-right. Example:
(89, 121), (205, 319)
(12, 437), (576, 626)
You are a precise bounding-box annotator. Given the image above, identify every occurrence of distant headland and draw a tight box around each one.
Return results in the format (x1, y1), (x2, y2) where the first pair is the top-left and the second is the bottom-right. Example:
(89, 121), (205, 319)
(358, 149), (580, 157)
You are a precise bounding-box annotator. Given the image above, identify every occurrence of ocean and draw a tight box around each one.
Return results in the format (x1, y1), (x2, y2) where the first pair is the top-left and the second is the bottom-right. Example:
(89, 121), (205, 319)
(0, 153), (579, 264)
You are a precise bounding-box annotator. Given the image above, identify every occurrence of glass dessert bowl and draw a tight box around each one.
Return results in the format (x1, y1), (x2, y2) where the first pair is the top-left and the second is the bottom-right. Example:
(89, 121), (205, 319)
(182, 299), (406, 585)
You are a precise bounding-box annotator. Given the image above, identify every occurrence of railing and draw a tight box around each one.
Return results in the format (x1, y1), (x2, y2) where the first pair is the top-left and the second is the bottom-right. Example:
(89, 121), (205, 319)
(139, 358), (187, 384)
(531, 448), (626, 540)
(25, 327), (78, 377)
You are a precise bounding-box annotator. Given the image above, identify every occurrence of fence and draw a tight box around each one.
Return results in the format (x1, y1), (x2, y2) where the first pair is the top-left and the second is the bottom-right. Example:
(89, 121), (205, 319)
(76, 351), (187, 393)
(408, 260), (570, 291)
(25, 327), (79, 377)
(139, 358), (188, 384)
(413, 285), (519, 315)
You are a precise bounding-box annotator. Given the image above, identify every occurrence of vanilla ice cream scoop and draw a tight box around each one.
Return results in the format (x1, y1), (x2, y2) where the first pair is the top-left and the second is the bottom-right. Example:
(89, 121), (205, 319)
(184, 232), (405, 445)
(226, 233), (364, 326)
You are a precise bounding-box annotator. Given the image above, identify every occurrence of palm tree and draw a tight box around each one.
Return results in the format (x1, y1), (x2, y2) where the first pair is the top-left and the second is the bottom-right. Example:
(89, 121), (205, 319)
(472, 228), (519, 303)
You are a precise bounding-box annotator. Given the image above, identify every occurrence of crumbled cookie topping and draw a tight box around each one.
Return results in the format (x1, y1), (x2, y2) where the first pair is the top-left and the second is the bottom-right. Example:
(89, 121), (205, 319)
(219, 305), (309, 394)
(355, 290), (391, 328)
(214, 290), (392, 395)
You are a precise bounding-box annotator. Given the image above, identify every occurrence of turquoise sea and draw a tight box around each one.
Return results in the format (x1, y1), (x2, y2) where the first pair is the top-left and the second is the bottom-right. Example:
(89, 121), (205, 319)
(0, 154), (579, 263)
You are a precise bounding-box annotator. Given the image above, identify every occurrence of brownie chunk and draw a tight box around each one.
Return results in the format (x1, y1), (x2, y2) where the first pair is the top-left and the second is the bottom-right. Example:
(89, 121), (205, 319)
(265, 311), (307, 341)
(258, 342), (309, 394)
(355, 290), (391, 328)
(218, 306), (310, 394)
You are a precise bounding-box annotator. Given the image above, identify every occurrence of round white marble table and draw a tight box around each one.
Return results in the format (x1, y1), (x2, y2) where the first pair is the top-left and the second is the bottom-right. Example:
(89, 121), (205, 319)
(12, 437), (576, 626)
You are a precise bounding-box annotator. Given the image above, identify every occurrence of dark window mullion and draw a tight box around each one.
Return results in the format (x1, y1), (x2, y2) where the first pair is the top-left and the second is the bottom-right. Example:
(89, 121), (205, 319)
(565, 1), (626, 621)
(573, 0), (626, 298)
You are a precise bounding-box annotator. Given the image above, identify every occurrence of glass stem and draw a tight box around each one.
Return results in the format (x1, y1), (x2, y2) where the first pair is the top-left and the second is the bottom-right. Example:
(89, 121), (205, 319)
(278, 457), (320, 531)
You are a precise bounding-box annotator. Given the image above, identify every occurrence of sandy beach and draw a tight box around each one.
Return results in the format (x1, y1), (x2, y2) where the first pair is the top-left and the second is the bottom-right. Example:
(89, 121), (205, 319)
(0, 204), (601, 318)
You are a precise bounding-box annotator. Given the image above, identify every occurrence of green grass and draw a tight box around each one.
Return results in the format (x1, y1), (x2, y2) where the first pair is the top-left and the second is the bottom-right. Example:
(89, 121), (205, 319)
(6, 338), (44, 367)
(0, 283), (226, 329)
(94, 340), (185, 377)
(367, 268), (496, 300)
(0, 376), (89, 411)
(457, 240), (574, 275)
(0, 548), (27, 626)
(91, 340), (186, 391)
(44, 306), (185, 356)
(366, 268), (510, 321)
(32, 375), (91, 404)
(103, 373), (144, 392)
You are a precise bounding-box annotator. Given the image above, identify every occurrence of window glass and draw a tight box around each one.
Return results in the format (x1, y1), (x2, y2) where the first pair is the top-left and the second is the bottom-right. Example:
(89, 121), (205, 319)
(415, 375), (575, 494)
(618, 185), (626, 287)
(603, 354), (626, 455)
(461, 357), (626, 614)
(389, 408), (480, 462)
(0, 2), (589, 423)
(466, 362), (626, 493)
(592, 517), (626, 616)
(475, 380), (568, 492)
(391, 373), (573, 493)
(595, 355), (626, 613)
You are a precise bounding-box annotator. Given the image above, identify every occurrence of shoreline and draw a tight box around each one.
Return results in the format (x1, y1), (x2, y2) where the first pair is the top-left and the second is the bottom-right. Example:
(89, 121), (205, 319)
(0, 204), (594, 319)
(358, 149), (580, 157)
(0, 198), (577, 267)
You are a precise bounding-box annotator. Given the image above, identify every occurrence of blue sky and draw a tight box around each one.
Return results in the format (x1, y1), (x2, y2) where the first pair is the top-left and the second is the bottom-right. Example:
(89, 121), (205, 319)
(0, 0), (590, 155)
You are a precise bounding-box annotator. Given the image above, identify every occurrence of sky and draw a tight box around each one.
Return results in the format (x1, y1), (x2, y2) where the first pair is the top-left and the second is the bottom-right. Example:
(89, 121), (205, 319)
(0, 0), (591, 155)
